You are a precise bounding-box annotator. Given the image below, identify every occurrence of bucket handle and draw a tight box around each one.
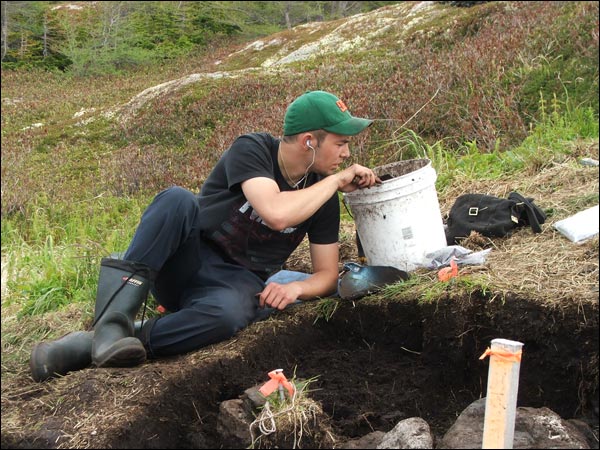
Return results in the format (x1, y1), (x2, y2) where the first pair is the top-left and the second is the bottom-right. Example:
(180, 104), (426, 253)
(382, 88), (440, 165)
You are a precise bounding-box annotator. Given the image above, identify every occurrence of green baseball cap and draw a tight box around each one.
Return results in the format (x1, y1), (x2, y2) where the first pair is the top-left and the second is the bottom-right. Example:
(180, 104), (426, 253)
(283, 91), (373, 136)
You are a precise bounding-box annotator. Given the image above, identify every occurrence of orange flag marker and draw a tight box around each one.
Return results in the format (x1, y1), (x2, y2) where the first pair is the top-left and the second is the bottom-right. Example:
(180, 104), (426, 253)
(438, 258), (459, 282)
(259, 369), (295, 398)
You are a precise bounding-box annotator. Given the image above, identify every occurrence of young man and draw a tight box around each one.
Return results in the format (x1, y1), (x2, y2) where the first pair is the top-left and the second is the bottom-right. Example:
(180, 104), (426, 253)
(30, 90), (379, 381)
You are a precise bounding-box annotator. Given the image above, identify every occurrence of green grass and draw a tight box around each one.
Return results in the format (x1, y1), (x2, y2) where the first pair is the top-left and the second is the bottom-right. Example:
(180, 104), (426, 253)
(380, 92), (600, 194)
(1, 194), (150, 317)
(312, 298), (340, 324)
(377, 271), (494, 306)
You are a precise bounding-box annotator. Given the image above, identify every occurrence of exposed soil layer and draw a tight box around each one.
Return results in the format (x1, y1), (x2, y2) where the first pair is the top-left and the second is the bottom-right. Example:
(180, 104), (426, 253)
(2, 292), (597, 449)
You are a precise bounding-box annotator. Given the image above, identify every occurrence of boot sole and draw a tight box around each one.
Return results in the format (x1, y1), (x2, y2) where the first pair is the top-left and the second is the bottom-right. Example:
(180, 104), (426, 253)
(93, 339), (146, 368)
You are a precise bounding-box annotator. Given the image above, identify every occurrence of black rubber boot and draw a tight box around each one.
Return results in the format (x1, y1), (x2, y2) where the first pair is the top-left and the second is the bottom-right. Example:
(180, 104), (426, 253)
(134, 317), (158, 359)
(91, 258), (154, 368)
(133, 318), (156, 338)
(29, 331), (94, 382)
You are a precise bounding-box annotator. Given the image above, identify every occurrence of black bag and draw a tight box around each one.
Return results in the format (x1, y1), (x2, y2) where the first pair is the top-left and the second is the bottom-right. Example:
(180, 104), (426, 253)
(445, 192), (546, 244)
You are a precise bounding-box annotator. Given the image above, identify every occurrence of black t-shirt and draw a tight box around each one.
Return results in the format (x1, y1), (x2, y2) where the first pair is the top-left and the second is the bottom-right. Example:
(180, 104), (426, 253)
(197, 132), (340, 279)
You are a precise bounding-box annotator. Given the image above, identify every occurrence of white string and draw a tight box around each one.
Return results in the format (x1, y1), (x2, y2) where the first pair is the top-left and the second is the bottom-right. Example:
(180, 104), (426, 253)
(257, 401), (277, 435)
(249, 383), (300, 448)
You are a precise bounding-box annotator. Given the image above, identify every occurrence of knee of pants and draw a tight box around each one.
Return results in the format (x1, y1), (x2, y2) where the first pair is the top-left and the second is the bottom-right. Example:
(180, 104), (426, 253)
(189, 300), (253, 339)
(159, 186), (198, 211)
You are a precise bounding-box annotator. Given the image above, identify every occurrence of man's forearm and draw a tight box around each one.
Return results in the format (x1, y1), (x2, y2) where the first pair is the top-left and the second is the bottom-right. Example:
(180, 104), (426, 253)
(294, 270), (339, 300)
(268, 177), (340, 230)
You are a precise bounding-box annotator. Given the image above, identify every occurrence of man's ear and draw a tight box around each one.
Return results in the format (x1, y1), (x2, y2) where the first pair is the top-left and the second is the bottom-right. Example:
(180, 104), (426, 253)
(300, 132), (314, 149)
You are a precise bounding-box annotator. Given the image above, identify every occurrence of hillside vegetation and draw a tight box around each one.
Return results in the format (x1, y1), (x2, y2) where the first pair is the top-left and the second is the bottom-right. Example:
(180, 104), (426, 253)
(3, 2), (598, 202)
(1, 0), (598, 317)
(0, 1), (400, 74)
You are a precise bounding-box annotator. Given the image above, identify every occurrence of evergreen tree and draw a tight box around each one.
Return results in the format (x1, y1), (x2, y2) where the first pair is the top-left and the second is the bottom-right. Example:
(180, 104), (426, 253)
(1, 1), (400, 74)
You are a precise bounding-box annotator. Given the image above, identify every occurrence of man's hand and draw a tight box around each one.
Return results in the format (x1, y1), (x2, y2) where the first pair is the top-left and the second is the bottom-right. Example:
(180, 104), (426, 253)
(258, 243), (338, 310)
(337, 164), (381, 192)
(258, 281), (303, 310)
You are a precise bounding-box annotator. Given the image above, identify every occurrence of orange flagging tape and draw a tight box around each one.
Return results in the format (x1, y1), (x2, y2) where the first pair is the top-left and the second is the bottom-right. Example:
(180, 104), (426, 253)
(479, 347), (522, 362)
(259, 369), (295, 398)
(438, 259), (459, 282)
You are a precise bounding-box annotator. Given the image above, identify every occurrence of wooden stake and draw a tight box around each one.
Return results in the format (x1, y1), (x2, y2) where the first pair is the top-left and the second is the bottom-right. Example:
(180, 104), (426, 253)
(480, 338), (524, 449)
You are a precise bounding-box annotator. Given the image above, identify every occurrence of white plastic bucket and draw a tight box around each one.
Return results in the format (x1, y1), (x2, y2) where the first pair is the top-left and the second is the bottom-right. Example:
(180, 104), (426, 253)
(344, 159), (447, 272)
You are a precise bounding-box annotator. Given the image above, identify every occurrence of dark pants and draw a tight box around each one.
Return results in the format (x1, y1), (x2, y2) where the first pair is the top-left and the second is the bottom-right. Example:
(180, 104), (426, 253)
(123, 186), (268, 358)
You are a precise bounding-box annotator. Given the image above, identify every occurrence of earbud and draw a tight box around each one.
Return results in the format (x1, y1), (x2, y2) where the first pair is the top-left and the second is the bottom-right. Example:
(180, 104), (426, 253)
(306, 140), (314, 150)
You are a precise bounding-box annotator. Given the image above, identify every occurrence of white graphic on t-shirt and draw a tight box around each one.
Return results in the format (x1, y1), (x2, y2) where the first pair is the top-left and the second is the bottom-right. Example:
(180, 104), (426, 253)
(239, 201), (297, 234)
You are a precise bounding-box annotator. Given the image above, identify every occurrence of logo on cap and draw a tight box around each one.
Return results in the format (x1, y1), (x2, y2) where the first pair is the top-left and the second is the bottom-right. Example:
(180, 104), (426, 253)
(336, 99), (348, 112)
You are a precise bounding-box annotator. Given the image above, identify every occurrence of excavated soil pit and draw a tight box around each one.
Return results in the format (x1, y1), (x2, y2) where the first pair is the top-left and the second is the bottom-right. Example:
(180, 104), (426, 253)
(5, 292), (595, 449)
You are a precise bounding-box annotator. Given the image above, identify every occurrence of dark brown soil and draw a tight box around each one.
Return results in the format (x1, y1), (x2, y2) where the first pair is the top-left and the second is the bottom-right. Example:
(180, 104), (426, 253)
(2, 290), (598, 449)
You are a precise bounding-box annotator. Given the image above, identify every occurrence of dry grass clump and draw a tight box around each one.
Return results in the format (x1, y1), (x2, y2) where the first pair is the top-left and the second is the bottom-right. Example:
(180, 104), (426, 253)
(249, 377), (337, 449)
(480, 232), (598, 305)
(458, 231), (490, 250)
(440, 152), (599, 306)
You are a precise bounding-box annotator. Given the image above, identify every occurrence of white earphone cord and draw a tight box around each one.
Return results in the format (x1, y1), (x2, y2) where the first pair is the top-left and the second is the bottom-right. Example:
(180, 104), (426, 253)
(293, 145), (315, 188)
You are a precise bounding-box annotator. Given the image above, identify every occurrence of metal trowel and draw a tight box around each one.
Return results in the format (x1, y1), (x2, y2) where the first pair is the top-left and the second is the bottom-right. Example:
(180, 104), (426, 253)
(338, 262), (409, 301)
